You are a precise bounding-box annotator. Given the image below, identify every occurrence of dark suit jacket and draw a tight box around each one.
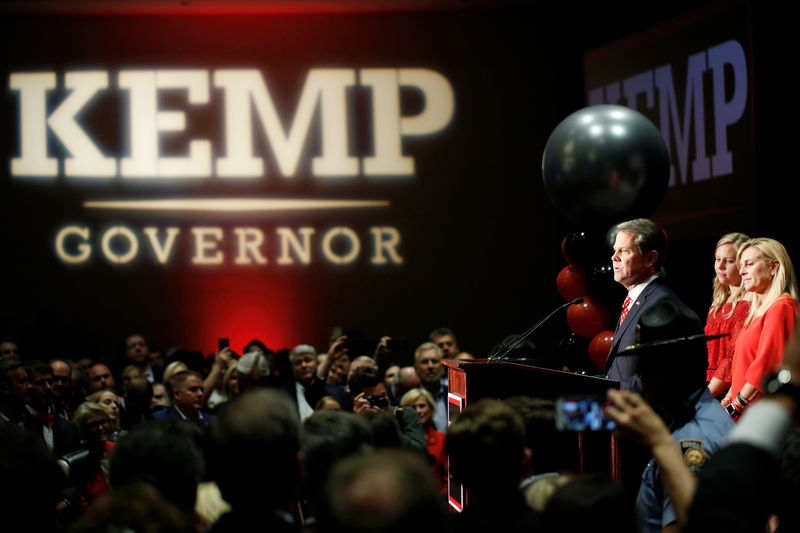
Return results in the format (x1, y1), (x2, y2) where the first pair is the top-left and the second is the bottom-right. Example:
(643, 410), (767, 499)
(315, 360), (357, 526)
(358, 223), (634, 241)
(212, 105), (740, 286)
(605, 277), (681, 390)
(22, 409), (81, 457)
(151, 405), (214, 429)
(283, 377), (349, 414)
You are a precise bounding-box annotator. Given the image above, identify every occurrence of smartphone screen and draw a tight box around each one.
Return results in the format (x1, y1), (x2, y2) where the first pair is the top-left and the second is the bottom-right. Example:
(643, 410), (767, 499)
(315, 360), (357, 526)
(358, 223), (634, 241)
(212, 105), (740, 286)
(555, 396), (616, 431)
(218, 338), (229, 351)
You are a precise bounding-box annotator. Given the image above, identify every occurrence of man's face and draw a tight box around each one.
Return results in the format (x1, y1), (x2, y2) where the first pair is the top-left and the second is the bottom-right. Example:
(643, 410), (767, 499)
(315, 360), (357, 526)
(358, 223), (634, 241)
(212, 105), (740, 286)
(292, 353), (317, 383)
(327, 358), (349, 385)
(383, 365), (400, 387)
(50, 360), (72, 399)
(415, 349), (443, 386)
(125, 335), (149, 364)
(173, 375), (204, 414)
(149, 349), (165, 370)
(29, 371), (54, 409)
(0, 341), (20, 359)
(76, 358), (93, 374)
(612, 230), (654, 291)
(4, 367), (31, 405)
(433, 334), (459, 358)
(88, 364), (115, 392)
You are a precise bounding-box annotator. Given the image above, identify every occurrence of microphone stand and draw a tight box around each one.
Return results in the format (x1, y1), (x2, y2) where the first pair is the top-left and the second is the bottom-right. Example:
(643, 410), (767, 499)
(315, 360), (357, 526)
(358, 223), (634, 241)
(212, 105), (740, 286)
(487, 297), (583, 363)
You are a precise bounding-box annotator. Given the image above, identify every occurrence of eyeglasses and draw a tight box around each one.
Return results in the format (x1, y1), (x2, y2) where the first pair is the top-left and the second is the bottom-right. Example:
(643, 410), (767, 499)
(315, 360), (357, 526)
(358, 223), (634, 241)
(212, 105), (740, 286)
(85, 418), (112, 429)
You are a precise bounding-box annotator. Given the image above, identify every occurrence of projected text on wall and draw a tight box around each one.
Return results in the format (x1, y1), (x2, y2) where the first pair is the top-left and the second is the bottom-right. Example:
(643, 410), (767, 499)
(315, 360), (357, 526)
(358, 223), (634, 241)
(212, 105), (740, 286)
(9, 67), (456, 268)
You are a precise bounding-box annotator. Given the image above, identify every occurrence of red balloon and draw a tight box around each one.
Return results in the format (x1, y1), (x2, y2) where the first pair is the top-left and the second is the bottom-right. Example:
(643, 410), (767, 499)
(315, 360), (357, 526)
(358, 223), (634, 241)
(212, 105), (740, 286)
(556, 264), (586, 302)
(588, 330), (614, 371)
(567, 297), (610, 338)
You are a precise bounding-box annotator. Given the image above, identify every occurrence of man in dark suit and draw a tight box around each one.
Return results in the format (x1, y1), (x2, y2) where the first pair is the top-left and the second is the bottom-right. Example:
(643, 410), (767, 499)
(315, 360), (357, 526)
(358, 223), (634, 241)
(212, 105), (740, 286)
(152, 370), (214, 429)
(285, 339), (349, 420)
(120, 334), (163, 383)
(21, 360), (80, 457)
(605, 218), (682, 391)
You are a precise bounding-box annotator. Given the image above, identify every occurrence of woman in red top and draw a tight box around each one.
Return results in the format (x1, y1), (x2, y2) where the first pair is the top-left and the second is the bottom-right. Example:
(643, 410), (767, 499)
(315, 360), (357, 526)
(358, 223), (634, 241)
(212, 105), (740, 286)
(401, 388), (447, 493)
(73, 401), (116, 504)
(705, 232), (750, 400)
(725, 238), (799, 417)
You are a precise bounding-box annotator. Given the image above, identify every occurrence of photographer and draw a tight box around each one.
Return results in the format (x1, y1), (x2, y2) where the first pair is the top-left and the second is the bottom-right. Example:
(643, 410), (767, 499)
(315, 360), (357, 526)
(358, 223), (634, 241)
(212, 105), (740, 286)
(348, 366), (426, 455)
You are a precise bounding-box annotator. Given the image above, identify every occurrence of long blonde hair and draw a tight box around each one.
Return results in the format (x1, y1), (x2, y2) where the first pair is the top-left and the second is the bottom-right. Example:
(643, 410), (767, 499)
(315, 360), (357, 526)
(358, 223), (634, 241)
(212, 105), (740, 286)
(710, 232), (750, 318)
(738, 238), (799, 325)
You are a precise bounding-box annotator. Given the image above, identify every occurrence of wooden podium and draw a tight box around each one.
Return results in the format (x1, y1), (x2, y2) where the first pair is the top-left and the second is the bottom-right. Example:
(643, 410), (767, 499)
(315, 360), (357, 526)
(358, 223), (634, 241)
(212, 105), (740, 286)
(442, 358), (620, 510)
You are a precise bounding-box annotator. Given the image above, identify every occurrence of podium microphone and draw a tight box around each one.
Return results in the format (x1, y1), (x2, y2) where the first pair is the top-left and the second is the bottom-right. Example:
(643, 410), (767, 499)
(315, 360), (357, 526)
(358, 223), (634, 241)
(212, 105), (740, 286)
(487, 297), (583, 363)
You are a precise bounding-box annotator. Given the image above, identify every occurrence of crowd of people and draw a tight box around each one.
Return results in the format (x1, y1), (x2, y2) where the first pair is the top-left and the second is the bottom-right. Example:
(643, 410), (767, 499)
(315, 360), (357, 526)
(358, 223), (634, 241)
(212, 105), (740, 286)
(3, 218), (800, 533)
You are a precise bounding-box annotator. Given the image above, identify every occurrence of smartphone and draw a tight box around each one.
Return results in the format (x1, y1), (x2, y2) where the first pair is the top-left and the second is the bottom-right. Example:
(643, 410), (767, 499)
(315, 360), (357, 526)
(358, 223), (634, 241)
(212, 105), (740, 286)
(218, 338), (229, 351)
(343, 337), (373, 356)
(555, 396), (616, 431)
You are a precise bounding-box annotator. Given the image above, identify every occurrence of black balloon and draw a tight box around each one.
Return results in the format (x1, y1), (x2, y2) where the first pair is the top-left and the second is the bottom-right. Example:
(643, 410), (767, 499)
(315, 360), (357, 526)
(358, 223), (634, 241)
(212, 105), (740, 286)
(586, 262), (627, 304)
(542, 105), (669, 225)
(563, 231), (608, 269)
(558, 332), (591, 372)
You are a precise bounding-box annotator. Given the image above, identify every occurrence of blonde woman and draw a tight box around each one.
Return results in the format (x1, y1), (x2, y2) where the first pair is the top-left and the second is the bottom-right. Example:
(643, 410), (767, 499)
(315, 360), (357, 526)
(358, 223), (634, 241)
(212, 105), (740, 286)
(705, 233), (750, 399)
(88, 388), (126, 441)
(72, 402), (116, 503)
(119, 364), (141, 396)
(725, 238), (799, 417)
(400, 388), (446, 492)
(162, 360), (189, 386)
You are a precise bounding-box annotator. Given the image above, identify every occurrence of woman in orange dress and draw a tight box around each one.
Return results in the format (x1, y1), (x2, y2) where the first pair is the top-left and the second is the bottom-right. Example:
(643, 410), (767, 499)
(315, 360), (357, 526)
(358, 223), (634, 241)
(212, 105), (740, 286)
(401, 388), (446, 493)
(705, 233), (750, 400)
(725, 238), (798, 418)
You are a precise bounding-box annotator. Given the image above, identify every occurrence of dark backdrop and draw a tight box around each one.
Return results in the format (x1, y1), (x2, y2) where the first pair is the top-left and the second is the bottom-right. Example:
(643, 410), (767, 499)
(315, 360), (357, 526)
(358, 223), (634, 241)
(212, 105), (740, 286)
(0, 1), (792, 367)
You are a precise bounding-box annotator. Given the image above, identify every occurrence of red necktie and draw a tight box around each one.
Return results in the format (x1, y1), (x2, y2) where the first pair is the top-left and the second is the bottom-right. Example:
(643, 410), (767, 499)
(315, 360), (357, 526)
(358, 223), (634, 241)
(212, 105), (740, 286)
(36, 412), (55, 427)
(619, 296), (632, 326)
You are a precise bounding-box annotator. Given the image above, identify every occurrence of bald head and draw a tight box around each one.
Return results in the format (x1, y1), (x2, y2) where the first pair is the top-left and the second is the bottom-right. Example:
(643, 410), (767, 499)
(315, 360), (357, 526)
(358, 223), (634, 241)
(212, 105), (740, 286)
(393, 366), (421, 399)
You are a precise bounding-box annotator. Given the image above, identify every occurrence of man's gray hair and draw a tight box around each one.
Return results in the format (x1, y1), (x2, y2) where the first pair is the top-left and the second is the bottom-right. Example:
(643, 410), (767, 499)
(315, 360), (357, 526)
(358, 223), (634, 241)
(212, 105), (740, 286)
(414, 342), (442, 364)
(236, 351), (270, 376)
(290, 344), (317, 363)
(616, 218), (667, 270)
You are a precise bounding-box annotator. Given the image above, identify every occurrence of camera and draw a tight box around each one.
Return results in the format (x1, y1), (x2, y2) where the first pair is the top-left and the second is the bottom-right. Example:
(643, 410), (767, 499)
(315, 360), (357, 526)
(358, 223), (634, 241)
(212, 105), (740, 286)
(365, 395), (389, 409)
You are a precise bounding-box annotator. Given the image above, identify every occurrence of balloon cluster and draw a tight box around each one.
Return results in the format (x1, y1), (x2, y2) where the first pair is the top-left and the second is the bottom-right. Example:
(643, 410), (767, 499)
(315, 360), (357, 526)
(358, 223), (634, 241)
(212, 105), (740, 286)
(556, 231), (625, 371)
(543, 105), (670, 372)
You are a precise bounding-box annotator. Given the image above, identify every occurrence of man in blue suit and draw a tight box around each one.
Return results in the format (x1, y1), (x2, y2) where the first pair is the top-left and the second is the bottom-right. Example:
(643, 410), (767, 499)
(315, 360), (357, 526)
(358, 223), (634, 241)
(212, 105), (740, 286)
(605, 218), (682, 391)
(152, 370), (214, 429)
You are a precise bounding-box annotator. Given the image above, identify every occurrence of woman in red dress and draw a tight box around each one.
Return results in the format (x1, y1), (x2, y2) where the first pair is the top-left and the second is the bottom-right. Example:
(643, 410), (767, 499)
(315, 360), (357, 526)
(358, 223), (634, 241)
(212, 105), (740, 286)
(705, 232), (750, 400)
(401, 388), (447, 493)
(725, 238), (799, 418)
